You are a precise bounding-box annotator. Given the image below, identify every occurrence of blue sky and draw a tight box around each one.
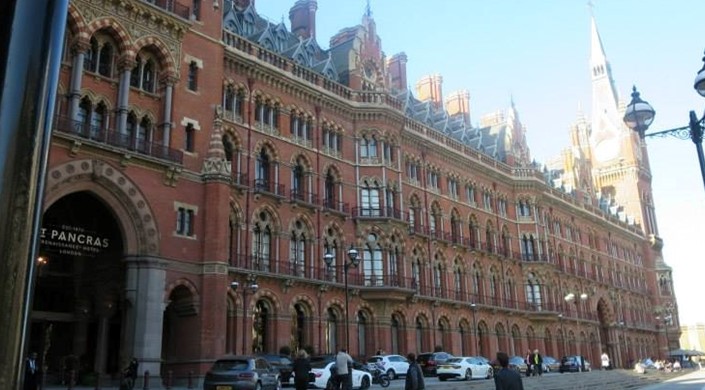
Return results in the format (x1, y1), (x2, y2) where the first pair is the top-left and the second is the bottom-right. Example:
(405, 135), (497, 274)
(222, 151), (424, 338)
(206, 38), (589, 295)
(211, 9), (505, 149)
(254, 1), (705, 325)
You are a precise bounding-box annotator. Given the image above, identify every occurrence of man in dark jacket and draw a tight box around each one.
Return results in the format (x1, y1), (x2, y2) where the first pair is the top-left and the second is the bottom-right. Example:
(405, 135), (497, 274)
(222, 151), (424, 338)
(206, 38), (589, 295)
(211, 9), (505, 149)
(404, 353), (425, 390)
(530, 349), (543, 376)
(494, 352), (524, 390)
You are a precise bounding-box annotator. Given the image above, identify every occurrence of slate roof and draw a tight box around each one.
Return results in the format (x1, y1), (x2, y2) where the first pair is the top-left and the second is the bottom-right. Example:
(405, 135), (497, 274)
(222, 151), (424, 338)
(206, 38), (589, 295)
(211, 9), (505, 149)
(223, 1), (511, 163)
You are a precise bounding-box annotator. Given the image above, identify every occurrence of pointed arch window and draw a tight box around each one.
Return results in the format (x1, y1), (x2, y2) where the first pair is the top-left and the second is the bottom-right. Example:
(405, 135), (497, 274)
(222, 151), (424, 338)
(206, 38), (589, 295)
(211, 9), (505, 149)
(415, 318), (425, 352)
(388, 244), (400, 286)
(360, 135), (377, 158)
(411, 255), (421, 290)
(324, 170), (336, 209)
(292, 163), (305, 200)
(521, 234), (536, 261)
(290, 224), (306, 277)
(255, 149), (271, 189)
(357, 312), (368, 356)
(526, 273), (542, 310)
(326, 308), (338, 354)
(84, 36), (115, 78)
(253, 212), (272, 271)
(136, 117), (151, 151)
(90, 103), (107, 139)
(391, 315), (400, 354)
(363, 233), (383, 286)
(360, 182), (380, 216)
(433, 262), (443, 297)
(472, 268), (482, 297)
(489, 272), (498, 304)
(453, 267), (462, 300)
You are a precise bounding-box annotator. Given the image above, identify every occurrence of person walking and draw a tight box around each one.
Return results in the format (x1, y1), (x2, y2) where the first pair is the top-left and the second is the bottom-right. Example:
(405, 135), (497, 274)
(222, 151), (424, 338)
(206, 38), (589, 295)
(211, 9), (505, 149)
(24, 352), (40, 390)
(531, 349), (543, 376)
(494, 352), (524, 390)
(404, 353), (425, 390)
(293, 350), (312, 390)
(335, 347), (353, 390)
(524, 350), (532, 377)
(601, 352), (610, 370)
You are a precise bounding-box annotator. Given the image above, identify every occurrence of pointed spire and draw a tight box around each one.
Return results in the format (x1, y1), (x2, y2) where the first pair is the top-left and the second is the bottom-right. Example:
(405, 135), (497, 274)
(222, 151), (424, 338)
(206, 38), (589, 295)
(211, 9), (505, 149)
(365, 0), (372, 18)
(590, 15), (607, 67)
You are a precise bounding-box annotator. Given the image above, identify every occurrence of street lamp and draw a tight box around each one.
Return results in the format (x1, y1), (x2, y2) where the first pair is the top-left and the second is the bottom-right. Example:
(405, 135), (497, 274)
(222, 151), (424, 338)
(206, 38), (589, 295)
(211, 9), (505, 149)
(230, 279), (259, 354)
(324, 244), (359, 351)
(470, 303), (478, 355)
(624, 51), (705, 192)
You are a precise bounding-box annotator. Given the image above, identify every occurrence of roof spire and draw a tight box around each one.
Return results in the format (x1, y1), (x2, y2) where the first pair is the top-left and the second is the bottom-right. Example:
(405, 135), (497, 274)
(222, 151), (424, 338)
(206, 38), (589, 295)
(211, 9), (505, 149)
(365, 0), (372, 17)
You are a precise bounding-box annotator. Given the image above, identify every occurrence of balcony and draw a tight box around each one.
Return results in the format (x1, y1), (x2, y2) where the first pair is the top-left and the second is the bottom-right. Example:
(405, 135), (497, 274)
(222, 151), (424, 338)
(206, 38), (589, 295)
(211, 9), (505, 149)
(352, 206), (404, 221)
(321, 198), (350, 215)
(53, 116), (183, 164)
(142, 0), (191, 20)
(253, 179), (285, 197)
(289, 189), (318, 208)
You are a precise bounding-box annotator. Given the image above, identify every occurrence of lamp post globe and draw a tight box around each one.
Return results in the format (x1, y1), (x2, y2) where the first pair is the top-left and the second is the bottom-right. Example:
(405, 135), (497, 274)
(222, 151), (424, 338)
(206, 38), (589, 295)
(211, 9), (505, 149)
(323, 251), (334, 267)
(347, 246), (359, 266)
(623, 86), (656, 138)
(694, 51), (705, 97)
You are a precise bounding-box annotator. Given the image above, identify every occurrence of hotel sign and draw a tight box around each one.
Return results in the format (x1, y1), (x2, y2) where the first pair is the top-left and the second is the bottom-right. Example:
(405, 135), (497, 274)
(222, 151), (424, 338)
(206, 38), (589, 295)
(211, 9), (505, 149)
(40, 224), (111, 257)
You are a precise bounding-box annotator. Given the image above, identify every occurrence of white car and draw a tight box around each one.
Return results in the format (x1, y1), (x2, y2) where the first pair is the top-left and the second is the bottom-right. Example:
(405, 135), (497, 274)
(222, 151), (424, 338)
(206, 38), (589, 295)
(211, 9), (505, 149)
(436, 356), (494, 381)
(366, 355), (410, 380)
(309, 360), (371, 390)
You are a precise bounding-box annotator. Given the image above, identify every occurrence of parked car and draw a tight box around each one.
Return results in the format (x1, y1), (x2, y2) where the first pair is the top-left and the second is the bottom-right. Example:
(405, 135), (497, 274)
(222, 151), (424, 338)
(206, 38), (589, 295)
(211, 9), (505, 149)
(258, 354), (294, 386)
(436, 357), (494, 381)
(417, 352), (454, 376)
(559, 355), (592, 373)
(542, 356), (560, 373)
(309, 358), (371, 390)
(508, 356), (528, 374)
(365, 354), (409, 380)
(203, 355), (281, 390)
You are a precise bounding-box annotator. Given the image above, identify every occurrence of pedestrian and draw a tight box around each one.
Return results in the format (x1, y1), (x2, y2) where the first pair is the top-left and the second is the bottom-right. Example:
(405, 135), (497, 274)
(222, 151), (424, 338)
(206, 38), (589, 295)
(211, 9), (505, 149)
(293, 350), (311, 390)
(524, 350), (532, 377)
(601, 352), (610, 370)
(24, 352), (40, 390)
(335, 347), (353, 390)
(531, 349), (543, 376)
(494, 352), (524, 390)
(405, 353), (425, 390)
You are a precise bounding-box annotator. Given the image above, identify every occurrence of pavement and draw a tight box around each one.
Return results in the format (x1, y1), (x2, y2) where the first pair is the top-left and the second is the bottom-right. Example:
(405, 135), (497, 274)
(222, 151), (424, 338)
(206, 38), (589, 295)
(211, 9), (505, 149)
(42, 368), (700, 390)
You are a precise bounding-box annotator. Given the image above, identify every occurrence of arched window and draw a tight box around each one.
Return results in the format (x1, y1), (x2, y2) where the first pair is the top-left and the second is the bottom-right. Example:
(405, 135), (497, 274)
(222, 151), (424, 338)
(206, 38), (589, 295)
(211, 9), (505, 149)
(526, 273), (542, 310)
(453, 264), (463, 300)
(433, 262), (443, 297)
(292, 163), (305, 200)
(360, 180), (380, 216)
(130, 54), (159, 93)
(293, 303), (306, 350)
(253, 211), (272, 271)
(415, 318), (424, 352)
(289, 220), (306, 277)
(252, 300), (270, 353)
(255, 149), (271, 189)
(324, 170), (335, 208)
(326, 308), (338, 354)
(391, 315), (401, 354)
(363, 233), (383, 286)
(357, 311), (368, 357)
(77, 98), (91, 134)
(97, 42), (113, 77)
(411, 256), (420, 290)
(388, 241), (400, 285)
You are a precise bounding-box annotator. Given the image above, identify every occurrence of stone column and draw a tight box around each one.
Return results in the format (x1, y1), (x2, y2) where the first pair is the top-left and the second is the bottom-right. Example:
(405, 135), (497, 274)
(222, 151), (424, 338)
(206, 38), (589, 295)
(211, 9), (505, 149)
(93, 298), (116, 377)
(68, 41), (89, 122)
(124, 256), (167, 379)
(116, 57), (135, 134)
(161, 76), (176, 146)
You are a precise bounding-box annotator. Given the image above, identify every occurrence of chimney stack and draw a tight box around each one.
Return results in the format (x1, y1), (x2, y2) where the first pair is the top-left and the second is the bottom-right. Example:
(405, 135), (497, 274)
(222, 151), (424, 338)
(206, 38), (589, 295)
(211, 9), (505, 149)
(445, 90), (471, 126)
(386, 52), (408, 92)
(416, 74), (443, 110)
(289, 0), (318, 40)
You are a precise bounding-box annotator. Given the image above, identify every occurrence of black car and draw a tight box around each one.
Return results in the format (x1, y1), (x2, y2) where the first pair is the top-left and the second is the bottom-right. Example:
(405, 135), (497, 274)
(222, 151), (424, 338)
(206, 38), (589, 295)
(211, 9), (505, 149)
(416, 352), (453, 377)
(559, 355), (591, 373)
(259, 354), (294, 385)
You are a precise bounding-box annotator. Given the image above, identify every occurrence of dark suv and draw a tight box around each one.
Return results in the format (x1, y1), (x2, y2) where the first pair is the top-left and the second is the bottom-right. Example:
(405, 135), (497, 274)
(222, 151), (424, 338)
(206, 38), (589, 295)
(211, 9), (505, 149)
(416, 352), (453, 377)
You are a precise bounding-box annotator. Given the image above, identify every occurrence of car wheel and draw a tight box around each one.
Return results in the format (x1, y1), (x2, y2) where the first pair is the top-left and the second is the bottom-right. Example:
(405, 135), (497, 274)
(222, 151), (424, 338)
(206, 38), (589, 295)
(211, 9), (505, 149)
(386, 369), (396, 381)
(360, 376), (370, 390)
(438, 376), (447, 382)
(464, 368), (472, 381)
(486, 367), (493, 379)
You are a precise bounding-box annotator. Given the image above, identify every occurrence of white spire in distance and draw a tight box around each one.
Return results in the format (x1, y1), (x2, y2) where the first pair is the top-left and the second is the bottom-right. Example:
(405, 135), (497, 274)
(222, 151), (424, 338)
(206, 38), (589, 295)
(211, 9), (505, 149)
(590, 14), (620, 139)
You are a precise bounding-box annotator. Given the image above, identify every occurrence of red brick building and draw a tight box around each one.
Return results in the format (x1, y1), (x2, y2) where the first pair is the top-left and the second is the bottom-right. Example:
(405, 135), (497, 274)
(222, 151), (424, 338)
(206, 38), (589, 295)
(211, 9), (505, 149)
(33, 0), (678, 385)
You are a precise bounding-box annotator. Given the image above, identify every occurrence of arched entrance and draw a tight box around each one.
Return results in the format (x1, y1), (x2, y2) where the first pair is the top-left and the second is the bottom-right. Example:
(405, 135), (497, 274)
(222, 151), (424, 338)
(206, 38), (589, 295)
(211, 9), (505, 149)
(597, 298), (615, 366)
(33, 191), (125, 385)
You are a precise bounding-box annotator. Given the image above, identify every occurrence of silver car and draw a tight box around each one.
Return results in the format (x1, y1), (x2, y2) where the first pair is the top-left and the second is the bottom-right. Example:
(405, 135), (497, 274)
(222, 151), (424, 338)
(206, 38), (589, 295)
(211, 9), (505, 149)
(204, 355), (281, 390)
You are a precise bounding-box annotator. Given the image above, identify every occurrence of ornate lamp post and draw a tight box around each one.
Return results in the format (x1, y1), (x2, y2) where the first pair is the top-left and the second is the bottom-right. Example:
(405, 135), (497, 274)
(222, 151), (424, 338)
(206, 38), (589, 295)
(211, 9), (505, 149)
(324, 244), (359, 350)
(624, 51), (705, 193)
(230, 279), (259, 354)
(655, 313), (673, 358)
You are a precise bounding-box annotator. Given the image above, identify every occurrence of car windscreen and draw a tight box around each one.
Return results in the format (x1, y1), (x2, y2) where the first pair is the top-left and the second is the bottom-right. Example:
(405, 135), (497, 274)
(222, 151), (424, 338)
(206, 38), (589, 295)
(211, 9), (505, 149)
(445, 358), (463, 363)
(213, 359), (249, 371)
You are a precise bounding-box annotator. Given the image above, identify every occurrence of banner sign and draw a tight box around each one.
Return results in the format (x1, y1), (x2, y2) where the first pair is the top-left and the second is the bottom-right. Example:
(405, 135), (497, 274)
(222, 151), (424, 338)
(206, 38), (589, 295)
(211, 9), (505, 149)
(40, 224), (110, 257)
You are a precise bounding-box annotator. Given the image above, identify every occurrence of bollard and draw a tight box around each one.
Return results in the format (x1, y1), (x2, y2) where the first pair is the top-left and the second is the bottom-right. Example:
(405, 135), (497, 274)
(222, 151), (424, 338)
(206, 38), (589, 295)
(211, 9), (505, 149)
(143, 370), (150, 390)
(67, 370), (75, 390)
(165, 370), (172, 390)
(187, 370), (194, 389)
